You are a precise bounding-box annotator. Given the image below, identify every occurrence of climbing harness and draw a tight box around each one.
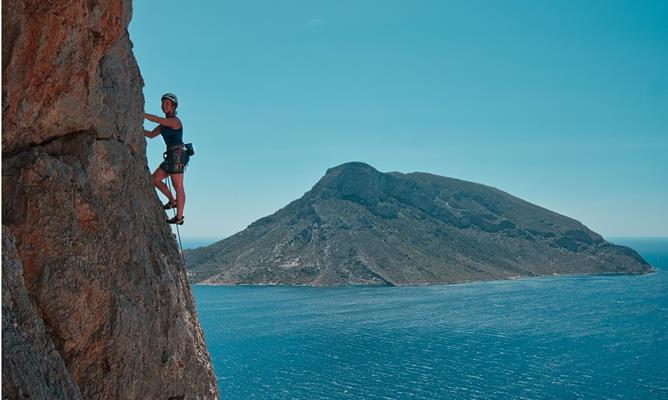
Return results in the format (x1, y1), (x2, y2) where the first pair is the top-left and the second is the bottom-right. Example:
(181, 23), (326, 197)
(161, 145), (189, 174)
(166, 176), (186, 266)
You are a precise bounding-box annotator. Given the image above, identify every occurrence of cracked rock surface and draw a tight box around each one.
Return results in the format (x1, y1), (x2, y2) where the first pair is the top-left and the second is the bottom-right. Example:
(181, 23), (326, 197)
(2, 1), (218, 399)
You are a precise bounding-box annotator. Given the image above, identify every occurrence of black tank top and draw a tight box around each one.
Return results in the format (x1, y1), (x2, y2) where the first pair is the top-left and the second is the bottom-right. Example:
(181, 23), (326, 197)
(160, 119), (183, 148)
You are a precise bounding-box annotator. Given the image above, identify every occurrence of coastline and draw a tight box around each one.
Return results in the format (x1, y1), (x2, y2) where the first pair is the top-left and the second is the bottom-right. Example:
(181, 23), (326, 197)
(191, 268), (658, 288)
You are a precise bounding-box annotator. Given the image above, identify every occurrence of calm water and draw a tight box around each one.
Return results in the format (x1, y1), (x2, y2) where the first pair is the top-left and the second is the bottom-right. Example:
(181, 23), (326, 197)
(193, 238), (668, 399)
(181, 237), (220, 250)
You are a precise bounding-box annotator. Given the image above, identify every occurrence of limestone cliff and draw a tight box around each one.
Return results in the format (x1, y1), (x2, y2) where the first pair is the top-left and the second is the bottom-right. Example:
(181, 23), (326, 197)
(2, 1), (218, 399)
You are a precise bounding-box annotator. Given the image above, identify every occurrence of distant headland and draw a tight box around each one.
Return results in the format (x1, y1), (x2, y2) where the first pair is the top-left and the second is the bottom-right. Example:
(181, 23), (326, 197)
(185, 162), (652, 286)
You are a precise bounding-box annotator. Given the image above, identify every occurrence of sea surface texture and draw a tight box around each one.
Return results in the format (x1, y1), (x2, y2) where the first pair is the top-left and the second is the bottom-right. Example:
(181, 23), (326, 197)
(193, 238), (668, 399)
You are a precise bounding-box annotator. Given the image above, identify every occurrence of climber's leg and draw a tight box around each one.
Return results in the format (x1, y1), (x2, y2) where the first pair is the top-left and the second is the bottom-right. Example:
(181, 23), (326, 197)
(152, 167), (174, 202)
(170, 173), (185, 220)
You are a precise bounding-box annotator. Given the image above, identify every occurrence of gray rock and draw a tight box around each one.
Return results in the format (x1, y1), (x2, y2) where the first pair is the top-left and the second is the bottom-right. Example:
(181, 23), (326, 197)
(2, 227), (82, 400)
(186, 162), (652, 286)
(2, 1), (218, 398)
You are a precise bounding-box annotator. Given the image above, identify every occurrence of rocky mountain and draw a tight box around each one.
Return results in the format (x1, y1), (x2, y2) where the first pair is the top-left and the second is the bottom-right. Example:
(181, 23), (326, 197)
(185, 162), (652, 286)
(2, 1), (218, 399)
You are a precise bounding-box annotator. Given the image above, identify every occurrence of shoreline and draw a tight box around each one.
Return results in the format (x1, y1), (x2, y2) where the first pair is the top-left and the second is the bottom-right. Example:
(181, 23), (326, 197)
(191, 268), (658, 288)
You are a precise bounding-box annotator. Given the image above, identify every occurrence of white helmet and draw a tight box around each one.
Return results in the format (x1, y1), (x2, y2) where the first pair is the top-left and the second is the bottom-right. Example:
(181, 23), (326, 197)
(161, 93), (178, 107)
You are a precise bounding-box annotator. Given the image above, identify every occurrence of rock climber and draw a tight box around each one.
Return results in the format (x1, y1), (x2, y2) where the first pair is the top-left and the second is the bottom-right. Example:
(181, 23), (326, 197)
(143, 93), (189, 225)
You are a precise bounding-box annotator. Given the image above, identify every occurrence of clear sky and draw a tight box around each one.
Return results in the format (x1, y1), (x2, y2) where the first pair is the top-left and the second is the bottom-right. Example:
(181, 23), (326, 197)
(129, 0), (667, 241)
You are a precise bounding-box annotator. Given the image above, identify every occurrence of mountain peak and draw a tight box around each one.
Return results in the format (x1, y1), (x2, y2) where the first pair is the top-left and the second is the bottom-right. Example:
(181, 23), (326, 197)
(185, 162), (652, 286)
(324, 161), (378, 175)
(312, 162), (386, 202)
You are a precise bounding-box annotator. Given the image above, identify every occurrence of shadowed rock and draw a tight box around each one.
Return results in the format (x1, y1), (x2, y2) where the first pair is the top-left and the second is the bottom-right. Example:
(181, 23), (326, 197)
(2, 227), (82, 399)
(2, 1), (218, 398)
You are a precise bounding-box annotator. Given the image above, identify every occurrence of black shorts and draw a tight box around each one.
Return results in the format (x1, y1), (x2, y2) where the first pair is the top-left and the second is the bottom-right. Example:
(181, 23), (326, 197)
(159, 145), (190, 174)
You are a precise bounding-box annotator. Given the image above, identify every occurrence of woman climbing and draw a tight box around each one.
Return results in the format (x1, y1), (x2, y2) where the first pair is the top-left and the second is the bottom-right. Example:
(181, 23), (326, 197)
(144, 93), (189, 225)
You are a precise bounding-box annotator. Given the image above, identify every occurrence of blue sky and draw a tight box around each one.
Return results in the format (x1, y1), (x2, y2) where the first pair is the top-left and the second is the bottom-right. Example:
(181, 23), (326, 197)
(129, 0), (667, 241)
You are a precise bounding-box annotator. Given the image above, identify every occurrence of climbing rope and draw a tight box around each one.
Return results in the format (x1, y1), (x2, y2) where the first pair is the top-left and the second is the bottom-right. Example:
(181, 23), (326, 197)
(166, 176), (186, 266)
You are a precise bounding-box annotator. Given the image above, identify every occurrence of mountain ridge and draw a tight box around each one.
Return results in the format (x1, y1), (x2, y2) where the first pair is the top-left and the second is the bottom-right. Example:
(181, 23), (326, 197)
(185, 162), (651, 286)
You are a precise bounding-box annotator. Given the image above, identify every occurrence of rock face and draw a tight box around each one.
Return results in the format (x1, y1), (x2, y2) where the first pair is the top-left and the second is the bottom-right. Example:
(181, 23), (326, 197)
(186, 162), (652, 286)
(2, 1), (218, 399)
(2, 227), (82, 400)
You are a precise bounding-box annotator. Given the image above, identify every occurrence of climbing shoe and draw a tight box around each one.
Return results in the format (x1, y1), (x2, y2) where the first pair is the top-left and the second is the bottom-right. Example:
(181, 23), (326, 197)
(167, 216), (184, 225)
(163, 200), (177, 210)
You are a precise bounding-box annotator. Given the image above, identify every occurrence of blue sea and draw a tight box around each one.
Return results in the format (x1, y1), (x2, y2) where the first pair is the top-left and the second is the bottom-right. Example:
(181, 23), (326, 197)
(193, 238), (668, 399)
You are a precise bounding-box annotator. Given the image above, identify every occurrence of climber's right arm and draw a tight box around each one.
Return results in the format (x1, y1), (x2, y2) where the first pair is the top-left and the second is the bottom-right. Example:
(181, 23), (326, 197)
(144, 125), (160, 139)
